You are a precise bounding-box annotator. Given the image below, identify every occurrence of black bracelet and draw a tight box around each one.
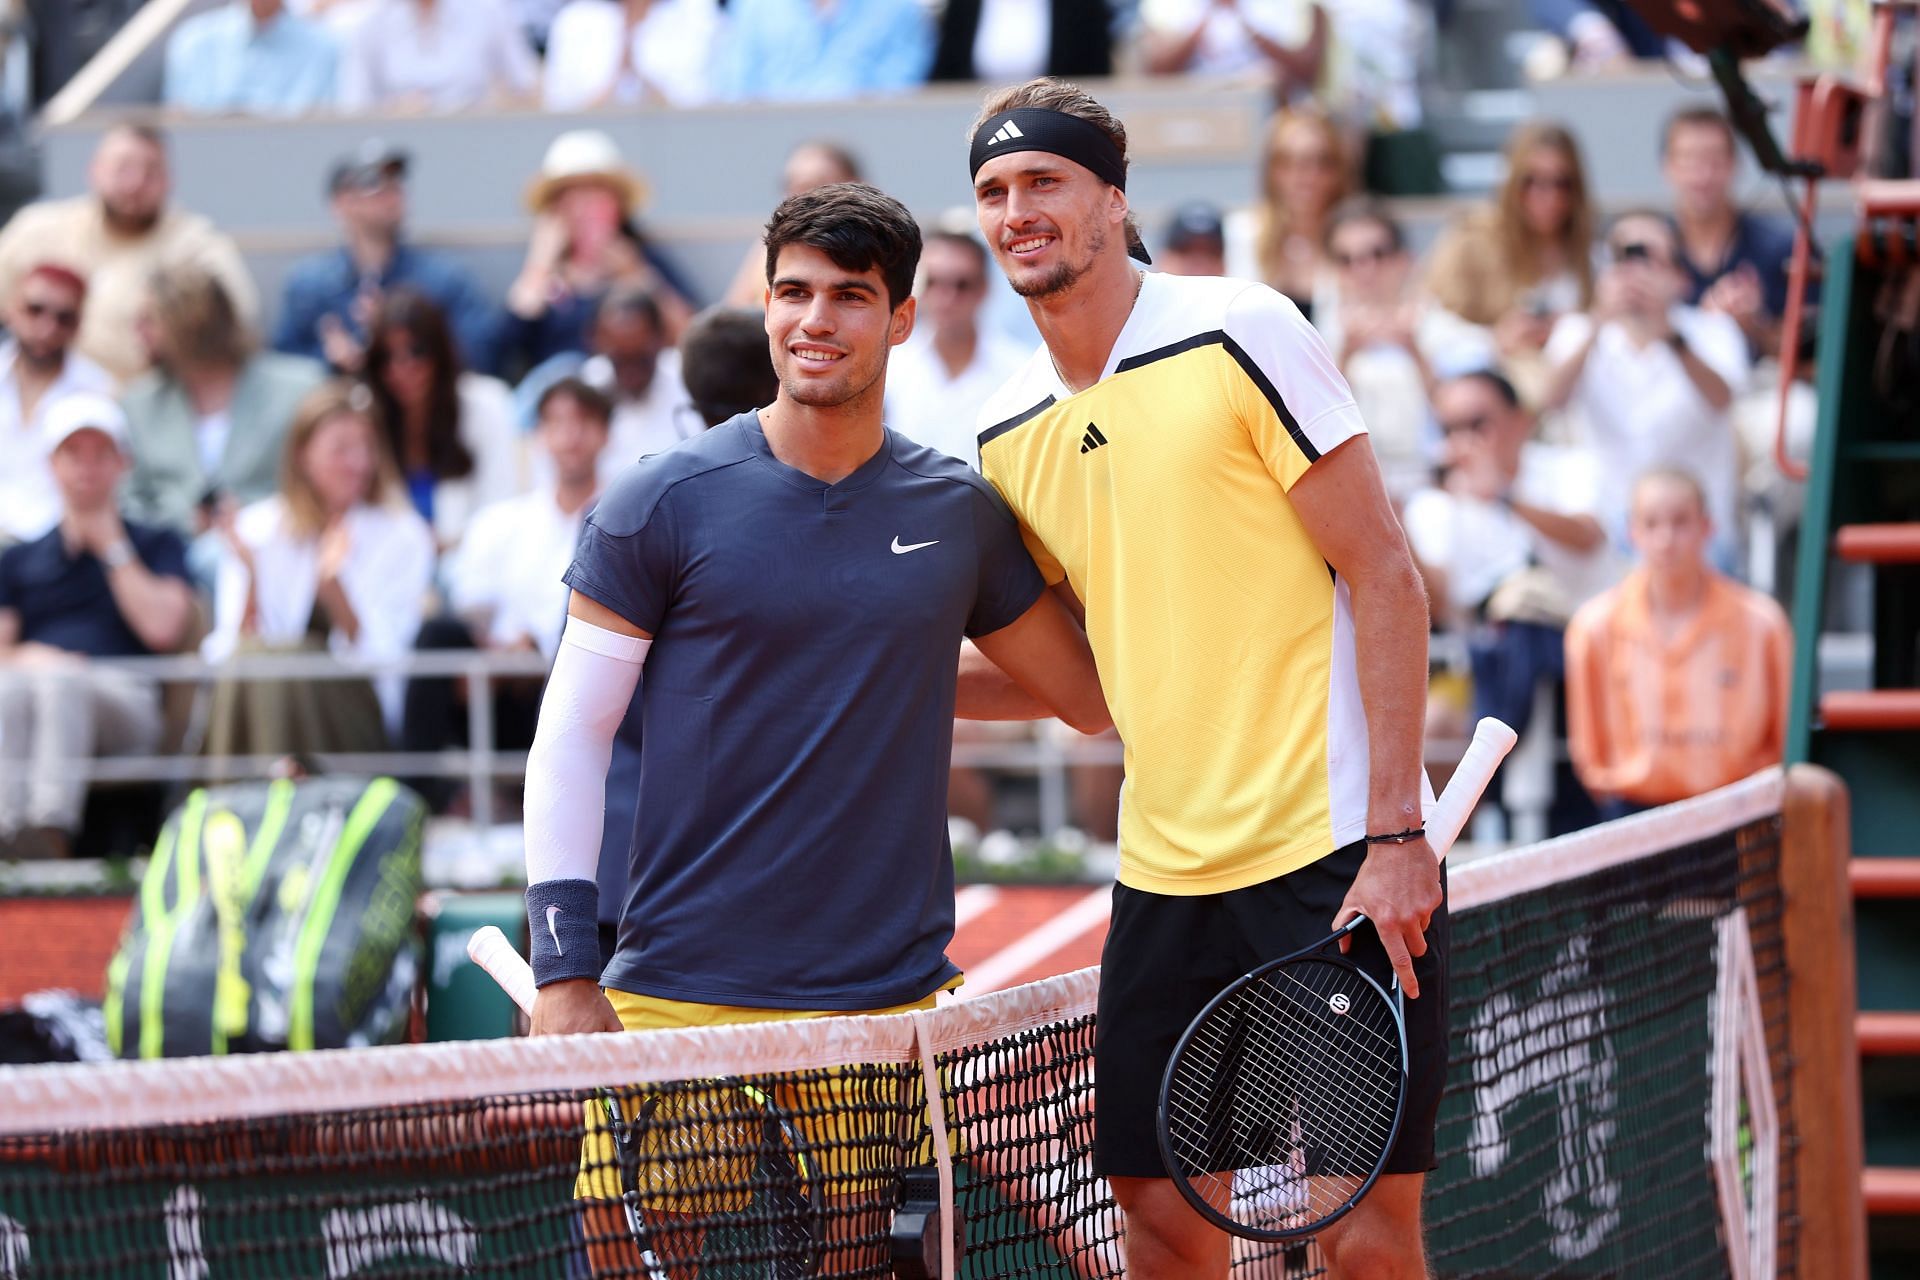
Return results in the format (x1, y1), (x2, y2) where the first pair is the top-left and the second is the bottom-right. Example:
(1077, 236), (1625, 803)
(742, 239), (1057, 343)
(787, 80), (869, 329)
(1366, 827), (1427, 845)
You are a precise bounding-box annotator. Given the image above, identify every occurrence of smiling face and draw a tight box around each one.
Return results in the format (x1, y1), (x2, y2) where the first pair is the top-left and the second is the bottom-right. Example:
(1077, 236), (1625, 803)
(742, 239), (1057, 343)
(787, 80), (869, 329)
(763, 243), (913, 412)
(973, 152), (1125, 300)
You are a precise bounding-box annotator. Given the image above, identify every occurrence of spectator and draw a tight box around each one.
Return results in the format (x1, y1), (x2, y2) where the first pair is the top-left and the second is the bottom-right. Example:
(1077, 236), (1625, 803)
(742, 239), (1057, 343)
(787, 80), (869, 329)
(712, 0), (933, 101)
(1316, 200), (1468, 500)
(363, 290), (522, 549)
(121, 265), (324, 543)
(929, 0), (1114, 83)
(1156, 202), (1227, 277)
(0, 264), (114, 543)
(1565, 467), (1791, 817)
(202, 381), (435, 752)
(1424, 121), (1596, 368)
(1229, 107), (1350, 320)
(678, 305), (779, 427)
(540, 0), (723, 110)
(0, 124), (258, 384)
(163, 0), (339, 117)
(0, 394), (196, 859)
(274, 141), (501, 377)
(288, 0), (381, 36)
(501, 130), (698, 375)
(1663, 105), (1797, 357)
(515, 283), (694, 482)
(1543, 210), (1749, 562)
(338, 0), (538, 114)
(401, 376), (610, 806)
(720, 141), (863, 307)
(885, 229), (1026, 465)
(1138, 0), (1328, 94)
(1528, 0), (1664, 71)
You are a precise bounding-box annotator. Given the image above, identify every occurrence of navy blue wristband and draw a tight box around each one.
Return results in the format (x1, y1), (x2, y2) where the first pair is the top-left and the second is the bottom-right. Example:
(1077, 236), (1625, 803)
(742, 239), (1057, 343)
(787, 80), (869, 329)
(525, 880), (603, 987)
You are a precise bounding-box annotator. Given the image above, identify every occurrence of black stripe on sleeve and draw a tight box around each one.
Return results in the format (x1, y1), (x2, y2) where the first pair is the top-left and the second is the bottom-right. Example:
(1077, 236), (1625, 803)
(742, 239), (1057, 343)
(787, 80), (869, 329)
(1113, 329), (1317, 464)
(978, 395), (1057, 450)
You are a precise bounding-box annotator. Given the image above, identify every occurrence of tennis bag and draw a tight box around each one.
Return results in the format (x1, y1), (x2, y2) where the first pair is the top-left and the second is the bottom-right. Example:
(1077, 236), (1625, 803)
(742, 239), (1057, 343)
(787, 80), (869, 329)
(103, 776), (426, 1059)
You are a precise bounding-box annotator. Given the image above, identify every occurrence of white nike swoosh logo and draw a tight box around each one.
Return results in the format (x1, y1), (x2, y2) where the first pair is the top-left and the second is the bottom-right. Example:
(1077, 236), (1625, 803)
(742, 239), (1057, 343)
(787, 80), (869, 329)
(891, 537), (940, 554)
(546, 904), (564, 956)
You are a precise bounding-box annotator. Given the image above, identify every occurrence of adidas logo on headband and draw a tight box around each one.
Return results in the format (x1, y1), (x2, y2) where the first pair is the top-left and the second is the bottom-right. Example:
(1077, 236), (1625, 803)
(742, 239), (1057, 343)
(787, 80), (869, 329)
(985, 121), (1026, 146)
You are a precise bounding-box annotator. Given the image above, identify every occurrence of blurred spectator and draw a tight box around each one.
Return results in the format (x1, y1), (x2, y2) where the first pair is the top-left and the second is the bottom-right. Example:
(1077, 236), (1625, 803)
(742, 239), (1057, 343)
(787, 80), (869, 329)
(501, 130), (697, 374)
(541, 0), (723, 110)
(721, 141), (863, 307)
(1528, 0), (1663, 71)
(1229, 108), (1349, 320)
(1157, 202), (1227, 277)
(401, 376), (610, 806)
(930, 0), (1113, 82)
(516, 283), (693, 482)
(274, 140), (500, 377)
(1543, 211), (1748, 562)
(0, 394), (196, 860)
(122, 265), (324, 539)
(363, 290), (522, 549)
(1424, 122), (1595, 370)
(712, 0), (933, 101)
(1314, 201), (1461, 499)
(288, 0), (380, 36)
(202, 381), (434, 751)
(886, 229), (1025, 465)
(678, 304), (780, 426)
(338, 0), (538, 114)
(1662, 106), (1795, 357)
(0, 124), (258, 384)
(0, 264), (114, 543)
(163, 1), (340, 117)
(509, 0), (570, 47)
(1565, 467), (1791, 817)
(1139, 0), (1328, 94)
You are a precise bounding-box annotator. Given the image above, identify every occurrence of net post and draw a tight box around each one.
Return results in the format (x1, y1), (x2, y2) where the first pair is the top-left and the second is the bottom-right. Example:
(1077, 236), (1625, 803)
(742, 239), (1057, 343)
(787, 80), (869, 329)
(908, 1010), (958, 1280)
(1782, 763), (1868, 1279)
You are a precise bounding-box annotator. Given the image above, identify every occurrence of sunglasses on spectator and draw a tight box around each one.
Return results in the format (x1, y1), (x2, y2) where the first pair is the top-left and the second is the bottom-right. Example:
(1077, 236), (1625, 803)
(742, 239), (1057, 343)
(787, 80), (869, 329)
(1333, 244), (1396, 269)
(1611, 240), (1667, 266)
(1521, 172), (1575, 194)
(924, 275), (981, 293)
(23, 300), (80, 329)
(1440, 413), (1490, 436)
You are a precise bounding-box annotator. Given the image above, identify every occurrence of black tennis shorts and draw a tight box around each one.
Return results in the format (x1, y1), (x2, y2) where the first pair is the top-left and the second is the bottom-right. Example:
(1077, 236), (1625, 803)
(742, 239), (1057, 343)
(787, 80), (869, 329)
(1093, 839), (1451, 1179)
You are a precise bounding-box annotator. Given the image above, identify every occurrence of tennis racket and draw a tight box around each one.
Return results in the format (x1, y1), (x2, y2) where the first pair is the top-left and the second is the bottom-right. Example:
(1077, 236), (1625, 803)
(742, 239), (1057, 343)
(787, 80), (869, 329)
(1155, 716), (1518, 1242)
(467, 927), (821, 1279)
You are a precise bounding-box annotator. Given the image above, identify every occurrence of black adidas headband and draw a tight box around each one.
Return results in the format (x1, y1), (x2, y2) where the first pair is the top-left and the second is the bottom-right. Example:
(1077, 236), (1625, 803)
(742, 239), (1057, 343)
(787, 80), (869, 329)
(969, 107), (1151, 264)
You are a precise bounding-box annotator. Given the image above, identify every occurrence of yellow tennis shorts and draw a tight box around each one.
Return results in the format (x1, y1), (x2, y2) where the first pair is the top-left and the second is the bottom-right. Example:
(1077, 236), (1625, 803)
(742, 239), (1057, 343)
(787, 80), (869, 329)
(573, 982), (957, 1205)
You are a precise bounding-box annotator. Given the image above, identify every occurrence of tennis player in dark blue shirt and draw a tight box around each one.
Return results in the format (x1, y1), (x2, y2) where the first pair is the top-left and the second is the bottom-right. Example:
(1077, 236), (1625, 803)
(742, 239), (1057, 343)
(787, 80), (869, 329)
(517, 183), (1109, 1275)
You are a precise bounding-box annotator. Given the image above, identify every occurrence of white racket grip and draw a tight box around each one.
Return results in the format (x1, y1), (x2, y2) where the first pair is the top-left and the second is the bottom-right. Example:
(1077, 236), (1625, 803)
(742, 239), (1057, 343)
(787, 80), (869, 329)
(1425, 717), (1519, 862)
(467, 924), (539, 1017)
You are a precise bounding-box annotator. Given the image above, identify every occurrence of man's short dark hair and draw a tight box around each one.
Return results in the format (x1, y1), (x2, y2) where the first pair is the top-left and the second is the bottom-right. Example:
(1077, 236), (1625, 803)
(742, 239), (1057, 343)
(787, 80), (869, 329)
(1446, 367), (1523, 411)
(923, 229), (989, 275)
(680, 306), (779, 427)
(763, 183), (922, 310)
(1662, 106), (1737, 157)
(536, 375), (614, 426)
(596, 282), (665, 333)
(1324, 198), (1405, 254)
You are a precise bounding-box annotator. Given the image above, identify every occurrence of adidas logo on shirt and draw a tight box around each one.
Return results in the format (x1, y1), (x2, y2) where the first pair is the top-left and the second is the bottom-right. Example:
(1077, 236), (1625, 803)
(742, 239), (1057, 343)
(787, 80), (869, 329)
(985, 121), (1026, 146)
(1079, 423), (1109, 455)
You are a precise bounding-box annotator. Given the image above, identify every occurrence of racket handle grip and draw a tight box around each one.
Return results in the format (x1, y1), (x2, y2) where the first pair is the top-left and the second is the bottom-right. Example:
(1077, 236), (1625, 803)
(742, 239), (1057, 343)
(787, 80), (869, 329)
(467, 924), (539, 1017)
(1426, 717), (1519, 860)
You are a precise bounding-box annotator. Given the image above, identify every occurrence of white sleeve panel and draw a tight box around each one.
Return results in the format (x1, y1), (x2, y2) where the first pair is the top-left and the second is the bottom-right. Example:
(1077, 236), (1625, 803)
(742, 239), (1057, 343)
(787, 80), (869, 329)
(1223, 284), (1367, 489)
(522, 616), (650, 888)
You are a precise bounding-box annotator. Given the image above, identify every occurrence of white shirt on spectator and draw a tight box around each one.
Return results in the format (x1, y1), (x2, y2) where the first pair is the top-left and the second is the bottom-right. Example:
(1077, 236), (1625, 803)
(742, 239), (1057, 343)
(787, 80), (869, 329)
(1401, 441), (1619, 617)
(338, 0), (538, 114)
(884, 330), (1029, 467)
(1141, 0), (1317, 78)
(973, 0), (1051, 82)
(593, 347), (696, 480)
(1546, 306), (1749, 548)
(0, 343), (115, 542)
(203, 494), (436, 731)
(446, 487), (589, 657)
(420, 372), (528, 549)
(541, 0), (722, 109)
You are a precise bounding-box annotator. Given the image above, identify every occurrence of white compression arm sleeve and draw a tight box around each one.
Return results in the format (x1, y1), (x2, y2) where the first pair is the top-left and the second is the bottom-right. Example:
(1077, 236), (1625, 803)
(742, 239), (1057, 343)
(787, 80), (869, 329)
(523, 615), (650, 888)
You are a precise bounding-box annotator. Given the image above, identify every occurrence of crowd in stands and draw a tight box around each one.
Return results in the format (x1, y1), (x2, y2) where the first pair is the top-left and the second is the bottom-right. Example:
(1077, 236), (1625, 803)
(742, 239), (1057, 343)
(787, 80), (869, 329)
(0, 0), (1830, 854)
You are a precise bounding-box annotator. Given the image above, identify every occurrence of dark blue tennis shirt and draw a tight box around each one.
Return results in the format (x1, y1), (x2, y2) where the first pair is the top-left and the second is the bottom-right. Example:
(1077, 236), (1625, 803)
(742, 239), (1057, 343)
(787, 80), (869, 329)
(565, 411), (1045, 1009)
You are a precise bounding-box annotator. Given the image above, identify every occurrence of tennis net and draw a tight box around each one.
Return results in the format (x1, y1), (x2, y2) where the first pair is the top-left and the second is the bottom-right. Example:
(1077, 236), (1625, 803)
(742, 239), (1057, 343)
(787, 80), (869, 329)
(0, 768), (1795, 1278)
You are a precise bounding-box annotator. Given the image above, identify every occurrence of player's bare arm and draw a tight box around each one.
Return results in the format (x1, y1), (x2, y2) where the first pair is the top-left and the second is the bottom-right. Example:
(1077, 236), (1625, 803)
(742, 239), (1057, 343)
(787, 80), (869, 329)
(1288, 436), (1441, 999)
(526, 590), (654, 1038)
(959, 582), (1111, 733)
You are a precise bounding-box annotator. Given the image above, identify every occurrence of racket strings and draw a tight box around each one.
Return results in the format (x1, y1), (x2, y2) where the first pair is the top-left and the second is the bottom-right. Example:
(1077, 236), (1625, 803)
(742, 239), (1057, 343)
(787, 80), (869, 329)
(1163, 957), (1404, 1234)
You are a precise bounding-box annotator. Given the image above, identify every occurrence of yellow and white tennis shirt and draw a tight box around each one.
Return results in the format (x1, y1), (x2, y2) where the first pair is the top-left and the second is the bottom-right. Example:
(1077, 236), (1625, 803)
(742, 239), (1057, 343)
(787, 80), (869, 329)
(978, 273), (1373, 895)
